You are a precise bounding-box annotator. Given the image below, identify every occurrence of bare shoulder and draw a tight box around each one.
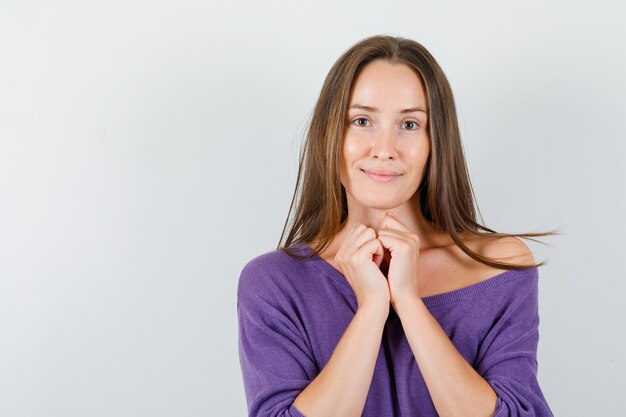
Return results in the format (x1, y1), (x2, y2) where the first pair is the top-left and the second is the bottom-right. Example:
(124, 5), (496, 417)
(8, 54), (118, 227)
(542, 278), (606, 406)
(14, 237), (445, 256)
(418, 234), (537, 296)
(472, 235), (536, 266)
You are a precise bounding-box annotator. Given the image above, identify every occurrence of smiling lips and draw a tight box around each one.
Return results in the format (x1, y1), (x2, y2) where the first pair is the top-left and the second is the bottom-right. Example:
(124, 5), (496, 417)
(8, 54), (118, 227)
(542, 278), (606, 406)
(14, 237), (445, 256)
(361, 168), (402, 183)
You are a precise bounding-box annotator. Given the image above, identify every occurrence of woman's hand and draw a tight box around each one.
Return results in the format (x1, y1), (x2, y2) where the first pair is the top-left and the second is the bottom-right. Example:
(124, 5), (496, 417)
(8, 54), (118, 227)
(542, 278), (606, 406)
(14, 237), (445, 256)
(376, 213), (421, 312)
(334, 224), (390, 313)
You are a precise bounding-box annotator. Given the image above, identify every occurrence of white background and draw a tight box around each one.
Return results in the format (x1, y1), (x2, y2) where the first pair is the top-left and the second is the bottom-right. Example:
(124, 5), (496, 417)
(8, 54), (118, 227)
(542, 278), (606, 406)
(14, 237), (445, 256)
(1, 0), (624, 416)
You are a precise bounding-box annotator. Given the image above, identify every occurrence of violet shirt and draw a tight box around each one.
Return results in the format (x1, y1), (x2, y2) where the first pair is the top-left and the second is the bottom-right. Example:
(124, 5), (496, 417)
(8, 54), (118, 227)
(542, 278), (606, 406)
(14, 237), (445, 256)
(237, 242), (554, 417)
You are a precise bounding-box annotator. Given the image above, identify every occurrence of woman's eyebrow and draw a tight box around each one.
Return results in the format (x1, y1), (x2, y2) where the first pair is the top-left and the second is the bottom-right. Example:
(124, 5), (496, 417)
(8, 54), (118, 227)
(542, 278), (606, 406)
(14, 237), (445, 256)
(349, 104), (427, 114)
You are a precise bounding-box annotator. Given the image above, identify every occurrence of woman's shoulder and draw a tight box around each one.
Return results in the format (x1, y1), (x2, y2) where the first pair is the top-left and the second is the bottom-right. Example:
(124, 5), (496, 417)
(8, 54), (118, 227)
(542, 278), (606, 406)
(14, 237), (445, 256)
(237, 244), (312, 298)
(418, 241), (536, 306)
(461, 235), (540, 300)
(240, 243), (310, 274)
(466, 234), (536, 269)
(421, 234), (537, 301)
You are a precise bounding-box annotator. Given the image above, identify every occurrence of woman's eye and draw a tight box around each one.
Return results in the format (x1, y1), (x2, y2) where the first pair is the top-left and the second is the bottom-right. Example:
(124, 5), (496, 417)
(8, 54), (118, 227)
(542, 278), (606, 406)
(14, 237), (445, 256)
(353, 118), (370, 127)
(402, 121), (419, 130)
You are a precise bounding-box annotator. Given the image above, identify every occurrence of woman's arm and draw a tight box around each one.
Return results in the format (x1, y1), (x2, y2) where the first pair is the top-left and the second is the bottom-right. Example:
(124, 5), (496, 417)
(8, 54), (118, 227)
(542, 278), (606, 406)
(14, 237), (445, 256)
(394, 271), (554, 417)
(395, 297), (498, 417)
(293, 302), (388, 417)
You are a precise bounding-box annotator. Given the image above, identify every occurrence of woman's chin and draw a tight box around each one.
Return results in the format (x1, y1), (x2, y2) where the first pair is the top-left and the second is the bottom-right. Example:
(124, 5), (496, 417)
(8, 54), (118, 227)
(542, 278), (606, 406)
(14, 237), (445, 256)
(359, 198), (407, 210)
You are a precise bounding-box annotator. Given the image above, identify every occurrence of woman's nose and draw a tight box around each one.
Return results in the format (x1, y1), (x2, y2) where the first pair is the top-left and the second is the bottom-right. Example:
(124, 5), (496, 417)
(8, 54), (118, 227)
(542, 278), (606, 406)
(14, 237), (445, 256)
(371, 126), (398, 160)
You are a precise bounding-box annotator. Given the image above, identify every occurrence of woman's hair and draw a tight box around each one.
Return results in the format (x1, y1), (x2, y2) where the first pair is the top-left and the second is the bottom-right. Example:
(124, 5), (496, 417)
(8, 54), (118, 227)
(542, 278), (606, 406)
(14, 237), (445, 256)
(276, 34), (561, 270)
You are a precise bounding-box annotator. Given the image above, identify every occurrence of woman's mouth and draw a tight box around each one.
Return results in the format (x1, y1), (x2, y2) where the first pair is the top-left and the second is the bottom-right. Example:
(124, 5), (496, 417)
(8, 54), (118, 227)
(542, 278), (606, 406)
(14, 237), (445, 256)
(361, 169), (402, 183)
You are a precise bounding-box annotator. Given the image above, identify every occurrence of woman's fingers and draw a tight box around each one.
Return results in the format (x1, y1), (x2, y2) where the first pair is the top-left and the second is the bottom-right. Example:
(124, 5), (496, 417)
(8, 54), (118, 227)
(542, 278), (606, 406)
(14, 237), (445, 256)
(334, 223), (390, 311)
(352, 226), (377, 253)
(371, 238), (384, 268)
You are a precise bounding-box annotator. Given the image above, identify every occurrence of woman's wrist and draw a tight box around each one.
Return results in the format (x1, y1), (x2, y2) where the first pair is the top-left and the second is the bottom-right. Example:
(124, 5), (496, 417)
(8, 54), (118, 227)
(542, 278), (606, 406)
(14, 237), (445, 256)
(357, 300), (390, 323)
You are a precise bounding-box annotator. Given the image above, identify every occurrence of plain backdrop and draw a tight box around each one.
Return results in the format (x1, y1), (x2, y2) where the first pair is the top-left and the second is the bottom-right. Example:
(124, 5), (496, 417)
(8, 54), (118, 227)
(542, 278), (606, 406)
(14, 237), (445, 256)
(1, 0), (624, 416)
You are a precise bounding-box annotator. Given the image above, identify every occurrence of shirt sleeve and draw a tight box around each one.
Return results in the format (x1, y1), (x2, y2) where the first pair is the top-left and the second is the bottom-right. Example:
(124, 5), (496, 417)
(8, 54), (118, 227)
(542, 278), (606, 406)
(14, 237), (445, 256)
(237, 266), (317, 417)
(473, 270), (554, 417)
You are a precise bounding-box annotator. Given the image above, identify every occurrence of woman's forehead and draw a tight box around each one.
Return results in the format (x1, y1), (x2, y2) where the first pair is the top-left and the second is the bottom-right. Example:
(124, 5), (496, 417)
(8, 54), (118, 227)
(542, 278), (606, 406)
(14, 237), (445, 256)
(348, 60), (428, 111)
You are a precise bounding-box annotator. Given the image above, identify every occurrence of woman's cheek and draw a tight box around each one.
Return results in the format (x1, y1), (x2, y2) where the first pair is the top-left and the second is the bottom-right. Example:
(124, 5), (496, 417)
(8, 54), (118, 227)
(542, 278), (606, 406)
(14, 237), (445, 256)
(343, 137), (360, 156)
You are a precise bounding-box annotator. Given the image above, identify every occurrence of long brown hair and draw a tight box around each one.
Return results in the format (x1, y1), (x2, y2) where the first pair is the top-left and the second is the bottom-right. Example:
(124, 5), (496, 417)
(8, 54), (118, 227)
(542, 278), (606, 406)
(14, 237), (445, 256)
(277, 34), (561, 270)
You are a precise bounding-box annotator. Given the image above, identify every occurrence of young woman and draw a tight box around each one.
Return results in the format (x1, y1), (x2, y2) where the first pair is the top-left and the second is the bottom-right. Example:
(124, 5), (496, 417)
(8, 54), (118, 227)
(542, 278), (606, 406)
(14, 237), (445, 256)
(237, 35), (557, 417)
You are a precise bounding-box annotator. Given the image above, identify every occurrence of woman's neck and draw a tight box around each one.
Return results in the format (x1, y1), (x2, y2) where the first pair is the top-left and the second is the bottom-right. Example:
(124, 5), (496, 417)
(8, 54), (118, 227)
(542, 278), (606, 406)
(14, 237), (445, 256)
(315, 196), (456, 262)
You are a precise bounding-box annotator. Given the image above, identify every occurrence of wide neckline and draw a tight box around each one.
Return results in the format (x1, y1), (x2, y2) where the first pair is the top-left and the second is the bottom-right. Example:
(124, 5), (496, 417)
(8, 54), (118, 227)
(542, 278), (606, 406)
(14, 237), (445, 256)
(294, 242), (537, 308)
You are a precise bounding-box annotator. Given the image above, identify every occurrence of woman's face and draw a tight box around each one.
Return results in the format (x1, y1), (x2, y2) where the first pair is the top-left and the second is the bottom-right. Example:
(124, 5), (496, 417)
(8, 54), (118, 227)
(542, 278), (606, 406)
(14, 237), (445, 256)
(340, 59), (430, 211)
